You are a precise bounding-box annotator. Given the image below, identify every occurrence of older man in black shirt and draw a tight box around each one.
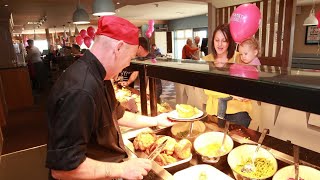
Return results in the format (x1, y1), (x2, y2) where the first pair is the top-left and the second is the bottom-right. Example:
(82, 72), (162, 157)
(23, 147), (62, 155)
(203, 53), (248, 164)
(46, 16), (173, 180)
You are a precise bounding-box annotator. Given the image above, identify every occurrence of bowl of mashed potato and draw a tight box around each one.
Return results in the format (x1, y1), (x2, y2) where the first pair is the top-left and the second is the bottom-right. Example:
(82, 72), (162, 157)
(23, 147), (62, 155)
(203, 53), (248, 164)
(194, 131), (234, 163)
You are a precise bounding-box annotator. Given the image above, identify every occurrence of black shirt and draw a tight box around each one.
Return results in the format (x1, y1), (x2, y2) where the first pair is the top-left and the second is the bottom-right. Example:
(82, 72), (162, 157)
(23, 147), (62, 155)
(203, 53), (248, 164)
(46, 50), (126, 175)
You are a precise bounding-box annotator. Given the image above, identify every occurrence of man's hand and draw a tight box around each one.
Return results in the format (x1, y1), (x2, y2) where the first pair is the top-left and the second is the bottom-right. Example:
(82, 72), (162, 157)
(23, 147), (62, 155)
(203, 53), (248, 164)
(119, 158), (152, 180)
(118, 81), (129, 87)
(155, 113), (176, 127)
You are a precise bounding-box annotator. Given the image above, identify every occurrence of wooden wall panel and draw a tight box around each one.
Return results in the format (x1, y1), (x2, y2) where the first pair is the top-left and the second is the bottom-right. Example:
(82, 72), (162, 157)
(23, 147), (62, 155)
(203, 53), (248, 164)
(282, 0), (294, 68)
(0, 67), (33, 111)
(261, 0), (268, 57)
(268, 0), (276, 57)
(0, 77), (7, 127)
(277, 0), (285, 57)
(224, 7), (229, 24)
(255, 1), (261, 40)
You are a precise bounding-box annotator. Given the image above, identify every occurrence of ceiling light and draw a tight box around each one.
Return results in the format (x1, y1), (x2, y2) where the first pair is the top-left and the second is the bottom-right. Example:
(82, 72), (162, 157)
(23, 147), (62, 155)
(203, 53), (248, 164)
(92, 0), (115, 16)
(4, 4), (8, 7)
(73, 1), (90, 24)
(116, 2), (120, 5)
(303, 0), (318, 26)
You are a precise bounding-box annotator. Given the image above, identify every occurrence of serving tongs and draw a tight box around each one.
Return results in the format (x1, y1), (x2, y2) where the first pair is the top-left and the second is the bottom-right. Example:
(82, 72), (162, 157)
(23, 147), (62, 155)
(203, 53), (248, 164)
(147, 139), (168, 161)
(294, 145), (300, 180)
(241, 128), (269, 173)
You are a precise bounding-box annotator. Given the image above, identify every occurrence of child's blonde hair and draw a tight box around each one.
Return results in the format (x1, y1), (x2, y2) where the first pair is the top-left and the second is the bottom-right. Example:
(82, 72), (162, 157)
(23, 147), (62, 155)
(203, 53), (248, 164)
(240, 37), (260, 55)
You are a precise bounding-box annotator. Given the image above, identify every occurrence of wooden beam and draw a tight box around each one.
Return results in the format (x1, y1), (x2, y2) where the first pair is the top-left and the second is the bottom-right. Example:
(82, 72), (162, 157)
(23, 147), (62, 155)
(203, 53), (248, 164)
(261, 0), (268, 57)
(268, 0), (276, 57)
(276, 0), (285, 57)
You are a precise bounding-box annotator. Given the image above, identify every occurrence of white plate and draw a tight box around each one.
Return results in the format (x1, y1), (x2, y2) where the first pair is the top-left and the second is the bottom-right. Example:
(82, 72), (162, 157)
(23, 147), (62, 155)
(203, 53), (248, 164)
(167, 110), (204, 121)
(173, 164), (234, 180)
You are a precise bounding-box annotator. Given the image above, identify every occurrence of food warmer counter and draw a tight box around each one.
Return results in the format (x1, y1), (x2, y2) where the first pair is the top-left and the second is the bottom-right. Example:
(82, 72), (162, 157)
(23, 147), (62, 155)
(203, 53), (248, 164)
(126, 59), (320, 179)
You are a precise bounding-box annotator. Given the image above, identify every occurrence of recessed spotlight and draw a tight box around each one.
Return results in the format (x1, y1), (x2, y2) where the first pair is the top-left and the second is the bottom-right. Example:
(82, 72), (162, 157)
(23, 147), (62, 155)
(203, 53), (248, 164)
(116, 2), (120, 5)
(4, 4), (8, 7)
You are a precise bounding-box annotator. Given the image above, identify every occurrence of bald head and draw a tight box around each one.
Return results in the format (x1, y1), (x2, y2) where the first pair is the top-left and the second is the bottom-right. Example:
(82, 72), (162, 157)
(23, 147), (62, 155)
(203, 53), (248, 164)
(194, 36), (200, 45)
(91, 35), (138, 80)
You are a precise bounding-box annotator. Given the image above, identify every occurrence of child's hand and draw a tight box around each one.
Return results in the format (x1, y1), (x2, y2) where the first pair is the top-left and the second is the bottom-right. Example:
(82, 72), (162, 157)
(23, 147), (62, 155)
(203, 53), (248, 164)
(232, 95), (250, 102)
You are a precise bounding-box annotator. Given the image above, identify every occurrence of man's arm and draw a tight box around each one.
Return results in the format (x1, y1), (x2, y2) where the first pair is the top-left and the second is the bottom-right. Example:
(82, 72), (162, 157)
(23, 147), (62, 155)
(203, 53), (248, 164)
(118, 111), (175, 128)
(118, 71), (138, 87)
(118, 111), (157, 128)
(52, 157), (152, 180)
(127, 71), (139, 85)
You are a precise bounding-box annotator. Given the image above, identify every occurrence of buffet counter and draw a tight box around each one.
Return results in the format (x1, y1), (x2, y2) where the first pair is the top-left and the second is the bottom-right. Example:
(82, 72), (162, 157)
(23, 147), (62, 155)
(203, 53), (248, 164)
(126, 58), (320, 179)
(122, 115), (320, 180)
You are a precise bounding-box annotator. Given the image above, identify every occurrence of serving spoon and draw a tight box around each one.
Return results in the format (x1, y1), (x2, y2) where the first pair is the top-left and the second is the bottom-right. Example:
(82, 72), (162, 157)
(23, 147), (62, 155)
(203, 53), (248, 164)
(241, 128), (269, 173)
(218, 121), (230, 155)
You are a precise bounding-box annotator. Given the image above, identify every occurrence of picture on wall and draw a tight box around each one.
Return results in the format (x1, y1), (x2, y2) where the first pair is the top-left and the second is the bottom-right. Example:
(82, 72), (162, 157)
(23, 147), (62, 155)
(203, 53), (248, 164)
(305, 25), (320, 45)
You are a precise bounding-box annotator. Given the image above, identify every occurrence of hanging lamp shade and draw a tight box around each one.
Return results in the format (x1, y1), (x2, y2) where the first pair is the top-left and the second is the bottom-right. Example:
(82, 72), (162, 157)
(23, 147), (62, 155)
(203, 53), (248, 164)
(74, 25), (79, 36)
(73, 3), (90, 24)
(92, 0), (115, 16)
(303, 8), (318, 26)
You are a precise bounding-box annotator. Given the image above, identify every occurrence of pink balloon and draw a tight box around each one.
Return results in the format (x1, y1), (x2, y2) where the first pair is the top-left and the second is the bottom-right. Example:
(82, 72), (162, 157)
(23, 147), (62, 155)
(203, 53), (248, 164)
(148, 20), (155, 26)
(87, 26), (96, 39)
(316, 11), (320, 28)
(145, 30), (152, 38)
(230, 4), (261, 43)
(229, 64), (259, 79)
(84, 36), (93, 48)
(80, 29), (87, 38)
(75, 35), (84, 45)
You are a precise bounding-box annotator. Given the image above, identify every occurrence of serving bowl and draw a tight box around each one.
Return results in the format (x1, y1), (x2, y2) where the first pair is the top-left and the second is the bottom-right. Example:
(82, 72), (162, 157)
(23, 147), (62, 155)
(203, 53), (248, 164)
(227, 144), (278, 180)
(194, 131), (234, 163)
(272, 165), (320, 180)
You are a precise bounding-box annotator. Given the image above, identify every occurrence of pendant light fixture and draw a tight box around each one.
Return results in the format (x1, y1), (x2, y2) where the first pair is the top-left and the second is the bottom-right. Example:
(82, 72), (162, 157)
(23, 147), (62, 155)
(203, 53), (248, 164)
(68, 22), (72, 37)
(63, 25), (68, 40)
(303, 0), (318, 26)
(73, 0), (90, 24)
(74, 24), (79, 36)
(54, 26), (57, 40)
(92, 0), (115, 16)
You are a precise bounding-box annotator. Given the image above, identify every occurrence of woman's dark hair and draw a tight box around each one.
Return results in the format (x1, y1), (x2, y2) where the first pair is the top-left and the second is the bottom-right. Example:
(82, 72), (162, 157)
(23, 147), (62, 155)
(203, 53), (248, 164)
(211, 23), (236, 59)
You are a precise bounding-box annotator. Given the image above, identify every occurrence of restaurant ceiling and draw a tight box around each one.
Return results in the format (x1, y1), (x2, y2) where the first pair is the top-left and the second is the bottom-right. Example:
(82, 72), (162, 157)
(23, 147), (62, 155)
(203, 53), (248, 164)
(0, 0), (318, 34)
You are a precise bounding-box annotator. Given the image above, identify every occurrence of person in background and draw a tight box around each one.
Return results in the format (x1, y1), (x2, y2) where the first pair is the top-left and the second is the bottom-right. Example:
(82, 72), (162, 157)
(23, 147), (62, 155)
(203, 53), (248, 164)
(71, 44), (82, 61)
(182, 38), (198, 59)
(203, 24), (252, 128)
(151, 44), (162, 57)
(191, 36), (201, 60)
(46, 16), (174, 180)
(25, 39), (47, 91)
(238, 37), (261, 66)
(136, 37), (163, 103)
(176, 38), (199, 105)
(116, 37), (148, 88)
(63, 46), (72, 56)
(71, 44), (81, 56)
(117, 37), (163, 103)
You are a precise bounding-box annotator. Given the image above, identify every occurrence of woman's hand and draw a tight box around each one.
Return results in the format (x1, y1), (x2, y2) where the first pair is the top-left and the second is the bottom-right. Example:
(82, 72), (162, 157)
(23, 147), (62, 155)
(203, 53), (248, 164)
(119, 158), (152, 180)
